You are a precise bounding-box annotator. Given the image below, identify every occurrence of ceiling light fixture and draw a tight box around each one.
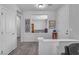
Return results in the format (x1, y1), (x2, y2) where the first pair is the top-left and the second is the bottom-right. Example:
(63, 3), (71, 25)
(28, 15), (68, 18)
(35, 4), (47, 9)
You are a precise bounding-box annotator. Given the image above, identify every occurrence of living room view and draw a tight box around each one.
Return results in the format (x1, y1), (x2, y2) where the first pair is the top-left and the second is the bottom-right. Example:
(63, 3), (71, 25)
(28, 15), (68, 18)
(0, 4), (79, 55)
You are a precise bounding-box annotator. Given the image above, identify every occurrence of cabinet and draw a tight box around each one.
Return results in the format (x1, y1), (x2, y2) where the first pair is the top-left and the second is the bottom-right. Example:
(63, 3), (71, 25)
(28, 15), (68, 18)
(0, 6), (17, 55)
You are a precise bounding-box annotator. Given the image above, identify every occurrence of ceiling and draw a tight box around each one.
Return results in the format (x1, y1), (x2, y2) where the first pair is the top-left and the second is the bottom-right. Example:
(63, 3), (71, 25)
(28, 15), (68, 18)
(17, 4), (63, 11)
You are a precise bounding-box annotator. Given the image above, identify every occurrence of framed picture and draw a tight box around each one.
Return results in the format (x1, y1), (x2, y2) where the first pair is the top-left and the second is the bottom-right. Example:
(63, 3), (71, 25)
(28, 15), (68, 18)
(49, 20), (56, 29)
(25, 19), (30, 32)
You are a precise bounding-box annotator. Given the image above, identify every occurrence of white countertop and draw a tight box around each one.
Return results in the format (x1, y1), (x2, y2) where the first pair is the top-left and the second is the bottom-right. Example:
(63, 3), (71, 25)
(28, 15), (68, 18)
(43, 39), (79, 41)
(38, 37), (79, 41)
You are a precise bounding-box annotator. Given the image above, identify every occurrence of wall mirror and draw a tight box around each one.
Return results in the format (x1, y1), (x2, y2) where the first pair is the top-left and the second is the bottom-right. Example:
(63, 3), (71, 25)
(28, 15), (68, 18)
(31, 15), (48, 33)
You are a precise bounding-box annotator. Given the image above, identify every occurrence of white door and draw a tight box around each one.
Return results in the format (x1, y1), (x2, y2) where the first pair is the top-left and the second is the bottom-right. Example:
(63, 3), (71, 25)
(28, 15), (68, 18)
(0, 8), (3, 54)
(0, 8), (10, 54)
(5, 9), (17, 54)
(0, 8), (6, 54)
(4, 9), (17, 54)
(0, 7), (17, 55)
(0, 9), (1, 54)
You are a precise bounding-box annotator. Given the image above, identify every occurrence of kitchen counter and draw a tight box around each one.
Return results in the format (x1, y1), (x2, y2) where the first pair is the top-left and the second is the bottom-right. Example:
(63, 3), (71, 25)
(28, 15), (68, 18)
(38, 38), (79, 41)
(38, 37), (79, 55)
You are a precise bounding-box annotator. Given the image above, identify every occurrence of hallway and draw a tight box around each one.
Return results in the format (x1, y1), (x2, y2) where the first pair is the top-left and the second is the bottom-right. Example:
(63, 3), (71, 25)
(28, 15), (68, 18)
(9, 42), (38, 55)
(1, 4), (79, 55)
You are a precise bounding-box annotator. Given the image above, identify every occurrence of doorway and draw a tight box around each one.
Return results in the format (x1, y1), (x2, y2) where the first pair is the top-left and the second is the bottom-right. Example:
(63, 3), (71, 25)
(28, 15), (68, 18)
(16, 15), (21, 46)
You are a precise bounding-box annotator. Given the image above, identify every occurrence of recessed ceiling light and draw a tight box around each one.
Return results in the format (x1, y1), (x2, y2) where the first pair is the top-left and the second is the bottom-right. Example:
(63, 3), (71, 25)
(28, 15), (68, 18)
(35, 4), (47, 9)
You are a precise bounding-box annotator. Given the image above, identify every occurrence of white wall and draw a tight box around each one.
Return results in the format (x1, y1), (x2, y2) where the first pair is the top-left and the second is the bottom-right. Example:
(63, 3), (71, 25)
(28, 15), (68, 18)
(16, 10), (23, 38)
(69, 4), (79, 39)
(16, 15), (22, 38)
(56, 5), (70, 39)
(21, 11), (56, 42)
(56, 4), (79, 39)
(54, 5), (79, 55)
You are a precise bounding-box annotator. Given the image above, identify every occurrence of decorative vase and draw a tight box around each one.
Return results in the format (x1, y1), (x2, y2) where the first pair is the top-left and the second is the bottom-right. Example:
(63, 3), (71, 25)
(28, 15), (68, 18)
(32, 23), (34, 33)
(52, 29), (58, 39)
